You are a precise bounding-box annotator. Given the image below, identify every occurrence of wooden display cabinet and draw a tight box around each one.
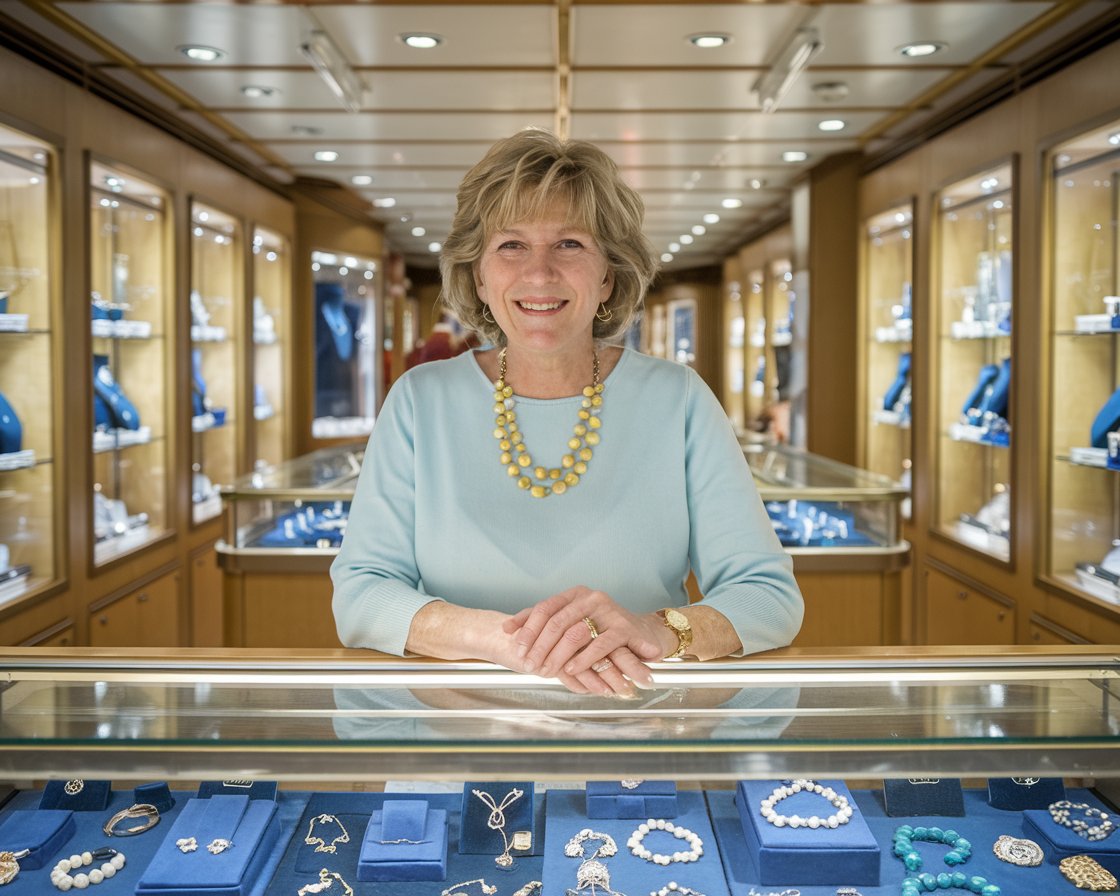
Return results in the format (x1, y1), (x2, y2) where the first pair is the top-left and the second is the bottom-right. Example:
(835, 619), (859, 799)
(190, 200), (243, 526)
(933, 161), (1015, 562)
(861, 202), (914, 513)
(1044, 118), (1120, 613)
(89, 161), (171, 567)
(744, 268), (767, 425)
(721, 269), (745, 432)
(250, 226), (290, 471)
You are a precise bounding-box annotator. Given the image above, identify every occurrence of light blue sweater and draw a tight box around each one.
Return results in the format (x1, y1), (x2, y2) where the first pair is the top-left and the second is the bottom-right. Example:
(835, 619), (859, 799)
(331, 348), (803, 657)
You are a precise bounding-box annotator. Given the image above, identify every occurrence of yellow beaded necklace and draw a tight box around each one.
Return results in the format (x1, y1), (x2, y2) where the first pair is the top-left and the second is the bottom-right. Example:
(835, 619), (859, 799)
(492, 347), (603, 498)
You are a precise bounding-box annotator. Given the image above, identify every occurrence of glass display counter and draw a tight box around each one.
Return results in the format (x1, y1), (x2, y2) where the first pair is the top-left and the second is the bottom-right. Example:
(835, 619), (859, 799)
(0, 647), (1116, 896)
(933, 162), (1015, 563)
(1046, 118), (1120, 611)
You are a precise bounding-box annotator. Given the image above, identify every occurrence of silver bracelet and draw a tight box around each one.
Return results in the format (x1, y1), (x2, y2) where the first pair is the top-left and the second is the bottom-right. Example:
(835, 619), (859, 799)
(564, 828), (618, 860)
(651, 883), (706, 896)
(627, 819), (703, 865)
(103, 803), (161, 837)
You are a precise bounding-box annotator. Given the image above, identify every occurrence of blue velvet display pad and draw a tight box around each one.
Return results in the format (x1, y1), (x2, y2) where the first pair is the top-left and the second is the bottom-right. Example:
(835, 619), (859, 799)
(710, 787), (1104, 896)
(136, 782), (177, 814)
(586, 781), (679, 819)
(987, 778), (1065, 811)
(734, 780), (879, 886)
(0, 810), (74, 869)
(198, 780), (279, 801)
(542, 789), (729, 896)
(1022, 806), (1120, 875)
(265, 791), (544, 896)
(38, 779), (112, 811)
(358, 800), (448, 881)
(460, 782), (536, 854)
(136, 796), (280, 896)
(883, 778), (965, 817)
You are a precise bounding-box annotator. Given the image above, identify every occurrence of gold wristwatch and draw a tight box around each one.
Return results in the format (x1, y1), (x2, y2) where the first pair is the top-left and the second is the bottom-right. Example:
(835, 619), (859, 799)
(657, 608), (694, 659)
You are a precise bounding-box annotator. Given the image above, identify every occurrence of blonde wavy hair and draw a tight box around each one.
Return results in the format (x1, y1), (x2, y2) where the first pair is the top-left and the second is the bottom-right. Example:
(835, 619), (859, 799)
(439, 129), (659, 345)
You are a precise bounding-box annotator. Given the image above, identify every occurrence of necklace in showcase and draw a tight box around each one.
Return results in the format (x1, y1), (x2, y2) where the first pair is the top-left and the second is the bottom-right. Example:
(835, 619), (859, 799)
(492, 347), (603, 498)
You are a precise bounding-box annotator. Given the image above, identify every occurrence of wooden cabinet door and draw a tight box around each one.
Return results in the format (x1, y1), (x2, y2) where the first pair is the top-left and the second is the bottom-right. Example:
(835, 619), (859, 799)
(923, 565), (1015, 644)
(90, 569), (181, 647)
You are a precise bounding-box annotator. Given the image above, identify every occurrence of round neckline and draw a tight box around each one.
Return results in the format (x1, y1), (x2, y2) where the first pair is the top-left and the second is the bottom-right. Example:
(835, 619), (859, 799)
(468, 346), (631, 403)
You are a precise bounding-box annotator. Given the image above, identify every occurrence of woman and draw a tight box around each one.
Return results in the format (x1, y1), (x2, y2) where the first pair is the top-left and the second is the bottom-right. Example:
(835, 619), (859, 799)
(332, 129), (803, 697)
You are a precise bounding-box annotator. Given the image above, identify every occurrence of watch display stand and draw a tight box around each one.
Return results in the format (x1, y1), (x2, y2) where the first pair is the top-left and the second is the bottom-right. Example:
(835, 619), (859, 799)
(987, 778), (1065, 811)
(586, 781), (678, 819)
(883, 779), (966, 817)
(358, 799), (448, 881)
(136, 795), (280, 896)
(734, 780), (880, 886)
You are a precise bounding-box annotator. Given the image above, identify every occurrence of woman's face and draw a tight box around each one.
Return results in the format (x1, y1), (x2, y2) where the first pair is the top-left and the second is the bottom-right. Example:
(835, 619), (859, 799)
(475, 210), (614, 360)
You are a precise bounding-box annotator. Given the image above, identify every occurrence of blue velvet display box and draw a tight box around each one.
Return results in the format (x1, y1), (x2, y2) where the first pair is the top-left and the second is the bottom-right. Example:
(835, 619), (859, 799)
(460, 782), (536, 855)
(136, 795), (280, 896)
(1022, 807), (1120, 875)
(884, 779), (965, 817)
(586, 781), (679, 819)
(987, 778), (1065, 811)
(735, 780), (880, 886)
(358, 799), (448, 881)
(198, 780), (278, 802)
(39, 779), (112, 811)
(0, 810), (74, 870)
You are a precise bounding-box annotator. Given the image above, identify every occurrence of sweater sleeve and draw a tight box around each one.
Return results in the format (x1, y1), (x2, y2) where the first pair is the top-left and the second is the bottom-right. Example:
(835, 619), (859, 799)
(330, 375), (441, 655)
(683, 370), (804, 654)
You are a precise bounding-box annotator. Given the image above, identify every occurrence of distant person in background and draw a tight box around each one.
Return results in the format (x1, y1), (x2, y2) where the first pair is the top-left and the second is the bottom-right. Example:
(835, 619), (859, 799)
(406, 311), (467, 368)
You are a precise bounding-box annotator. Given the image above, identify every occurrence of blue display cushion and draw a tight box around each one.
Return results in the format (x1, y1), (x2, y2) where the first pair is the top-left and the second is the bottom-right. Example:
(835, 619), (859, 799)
(1022, 808), (1120, 876)
(883, 778), (965, 817)
(198, 781), (279, 802)
(460, 782), (535, 855)
(987, 778), (1065, 811)
(136, 797), (280, 895)
(358, 803), (448, 881)
(587, 781), (679, 819)
(39, 780), (112, 811)
(735, 780), (880, 886)
(0, 810), (74, 870)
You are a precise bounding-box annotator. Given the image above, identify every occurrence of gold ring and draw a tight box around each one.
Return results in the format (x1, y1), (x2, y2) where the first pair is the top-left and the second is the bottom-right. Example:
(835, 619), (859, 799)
(582, 617), (599, 639)
(592, 659), (613, 674)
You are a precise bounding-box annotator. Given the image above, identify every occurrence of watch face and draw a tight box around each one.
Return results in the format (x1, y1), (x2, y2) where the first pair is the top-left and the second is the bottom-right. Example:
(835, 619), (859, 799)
(664, 608), (689, 630)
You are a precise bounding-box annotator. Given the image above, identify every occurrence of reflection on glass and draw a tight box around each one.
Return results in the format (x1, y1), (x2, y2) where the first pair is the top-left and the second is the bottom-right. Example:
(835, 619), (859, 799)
(312, 250), (379, 440)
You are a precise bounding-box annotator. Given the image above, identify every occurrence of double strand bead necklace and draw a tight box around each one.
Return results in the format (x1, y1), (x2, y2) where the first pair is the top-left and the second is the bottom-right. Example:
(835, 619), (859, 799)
(493, 348), (602, 498)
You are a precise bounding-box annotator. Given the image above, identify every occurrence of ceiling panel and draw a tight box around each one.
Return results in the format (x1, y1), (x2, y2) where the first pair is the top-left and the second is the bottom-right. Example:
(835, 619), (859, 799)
(225, 111), (557, 142)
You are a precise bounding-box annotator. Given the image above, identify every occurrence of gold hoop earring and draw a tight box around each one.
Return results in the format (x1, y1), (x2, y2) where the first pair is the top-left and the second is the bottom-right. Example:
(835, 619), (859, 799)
(481, 305), (495, 324)
(595, 303), (613, 323)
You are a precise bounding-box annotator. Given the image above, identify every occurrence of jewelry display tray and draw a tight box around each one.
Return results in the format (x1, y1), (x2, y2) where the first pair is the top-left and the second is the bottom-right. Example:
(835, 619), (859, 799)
(0, 647), (1117, 896)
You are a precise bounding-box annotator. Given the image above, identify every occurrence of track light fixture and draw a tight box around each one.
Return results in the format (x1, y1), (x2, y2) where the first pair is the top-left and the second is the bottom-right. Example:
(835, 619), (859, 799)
(752, 28), (822, 114)
(300, 29), (366, 113)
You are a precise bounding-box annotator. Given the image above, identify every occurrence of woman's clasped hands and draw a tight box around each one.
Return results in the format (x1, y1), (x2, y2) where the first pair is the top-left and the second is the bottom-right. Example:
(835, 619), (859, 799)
(502, 586), (673, 697)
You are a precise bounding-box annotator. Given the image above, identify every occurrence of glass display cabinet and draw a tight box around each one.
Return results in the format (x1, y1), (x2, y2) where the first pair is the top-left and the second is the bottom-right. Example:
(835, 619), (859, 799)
(767, 259), (794, 411)
(1046, 118), (1120, 608)
(311, 250), (379, 441)
(934, 162), (1015, 562)
(89, 161), (170, 565)
(190, 201), (243, 525)
(0, 647), (1116, 896)
(722, 278), (745, 432)
(744, 269), (766, 423)
(0, 125), (55, 603)
(863, 202), (914, 517)
(251, 226), (290, 471)
(666, 297), (698, 367)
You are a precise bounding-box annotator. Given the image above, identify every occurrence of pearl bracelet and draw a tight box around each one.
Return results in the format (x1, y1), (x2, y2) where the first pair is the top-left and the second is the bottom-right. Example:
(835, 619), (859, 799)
(651, 883), (706, 896)
(51, 847), (125, 891)
(760, 779), (853, 830)
(627, 819), (703, 865)
(1048, 801), (1116, 841)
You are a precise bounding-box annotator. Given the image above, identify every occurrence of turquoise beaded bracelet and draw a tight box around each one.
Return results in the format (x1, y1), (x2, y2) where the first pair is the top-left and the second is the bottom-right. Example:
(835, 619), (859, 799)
(899, 872), (999, 896)
(892, 825), (972, 872)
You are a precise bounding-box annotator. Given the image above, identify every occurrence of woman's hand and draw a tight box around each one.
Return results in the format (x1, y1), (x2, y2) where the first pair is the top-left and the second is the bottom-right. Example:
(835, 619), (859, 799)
(502, 586), (675, 696)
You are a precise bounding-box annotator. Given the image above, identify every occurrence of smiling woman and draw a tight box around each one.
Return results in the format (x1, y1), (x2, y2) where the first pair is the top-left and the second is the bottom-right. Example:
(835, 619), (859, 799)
(330, 129), (804, 697)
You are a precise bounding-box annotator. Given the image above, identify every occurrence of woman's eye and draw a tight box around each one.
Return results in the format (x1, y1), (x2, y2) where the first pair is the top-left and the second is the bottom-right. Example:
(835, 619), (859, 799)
(496, 240), (523, 251)
(558, 239), (584, 250)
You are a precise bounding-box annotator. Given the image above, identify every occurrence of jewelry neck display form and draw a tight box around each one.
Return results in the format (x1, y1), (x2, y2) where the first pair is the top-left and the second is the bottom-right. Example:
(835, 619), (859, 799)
(472, 787), (524, 868)
(492, 347), (602, 498)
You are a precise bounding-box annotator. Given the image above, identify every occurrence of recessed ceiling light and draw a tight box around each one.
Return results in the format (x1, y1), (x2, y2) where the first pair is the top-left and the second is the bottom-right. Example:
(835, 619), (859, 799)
(411, 226), (426, 237)
(314, 150), (340, 162)
(291, 125), (323, 137)
(749, 178), (765, 190)
(898, 41), (946, 58)
(703, 213), (720, 225)
(401, 33), (443, 49)
(721, 197), (743, 209)
(428, 241), (442, 253)
(812, 81), (849, 102)
(669, 242), (681, 253)
(688, 33), (731, 49)
(241, 85), (278, 99)
(980, 176), (1000, 191)
(1109, 132), (1120, 146)
(818, 119), (846, 132)
(691, 225), (706, 236)
(661, 252), (674, 263)
(351, 175), (374, 186)
(782, 150), (809, 162)
(373, 197), (397, 208)
(680, 234), (694, 245)
(178, 44), (225, 62)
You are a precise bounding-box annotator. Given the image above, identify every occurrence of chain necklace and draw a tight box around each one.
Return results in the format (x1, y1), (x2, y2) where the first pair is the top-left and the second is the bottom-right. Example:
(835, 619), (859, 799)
(492, 347), (603, 498)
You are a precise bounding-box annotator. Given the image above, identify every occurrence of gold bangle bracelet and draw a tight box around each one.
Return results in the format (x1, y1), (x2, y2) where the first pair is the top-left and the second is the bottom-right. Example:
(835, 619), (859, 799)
(103, 803), (161, 837)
